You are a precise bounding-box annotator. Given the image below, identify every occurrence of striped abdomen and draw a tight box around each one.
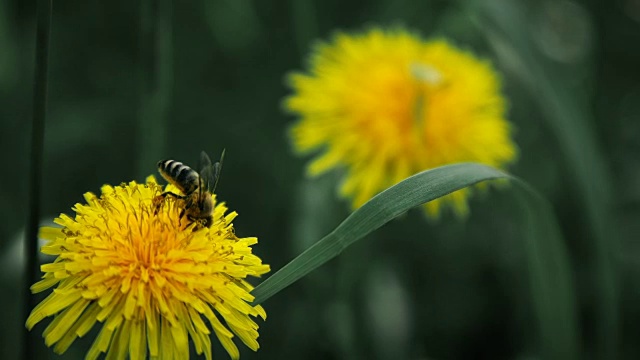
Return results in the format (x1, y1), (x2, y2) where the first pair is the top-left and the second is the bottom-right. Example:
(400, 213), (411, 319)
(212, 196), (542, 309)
(157, 159), (200, 195)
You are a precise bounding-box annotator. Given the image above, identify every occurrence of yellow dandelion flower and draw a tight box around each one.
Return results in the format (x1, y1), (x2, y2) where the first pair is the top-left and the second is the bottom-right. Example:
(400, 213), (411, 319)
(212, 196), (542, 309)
(25, 176), (270, 360)
(285, 27), (517, 218)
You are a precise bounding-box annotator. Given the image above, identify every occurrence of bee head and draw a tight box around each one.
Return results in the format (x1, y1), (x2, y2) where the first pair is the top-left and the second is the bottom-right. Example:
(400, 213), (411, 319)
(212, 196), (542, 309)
(199, 194), (213, 214)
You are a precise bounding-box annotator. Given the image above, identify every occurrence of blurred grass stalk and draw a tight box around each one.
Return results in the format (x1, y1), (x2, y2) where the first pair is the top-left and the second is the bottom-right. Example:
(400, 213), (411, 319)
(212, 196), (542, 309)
(515, 180), (580, 359)
(289, 176), (362, 359)
(290, 0), (318, 58)
(465, 1), (619, 358)
(23, 0), (52, 359)
(137, 0), (173, 180)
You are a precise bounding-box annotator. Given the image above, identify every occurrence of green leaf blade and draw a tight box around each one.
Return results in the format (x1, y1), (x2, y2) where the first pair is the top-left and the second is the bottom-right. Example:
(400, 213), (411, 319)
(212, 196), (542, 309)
(252, 162), (507, 304)
(252, 162), (579, 359)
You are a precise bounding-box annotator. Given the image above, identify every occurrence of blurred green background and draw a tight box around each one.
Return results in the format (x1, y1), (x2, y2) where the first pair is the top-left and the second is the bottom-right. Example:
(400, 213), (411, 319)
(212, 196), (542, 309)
(2, 0), (640, 358)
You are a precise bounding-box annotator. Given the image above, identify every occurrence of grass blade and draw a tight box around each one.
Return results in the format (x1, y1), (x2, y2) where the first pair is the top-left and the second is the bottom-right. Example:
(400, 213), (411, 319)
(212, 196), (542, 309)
(23, 0), (52, 358)
(252, 163), (504, 303)
(252, 162), (579, 359)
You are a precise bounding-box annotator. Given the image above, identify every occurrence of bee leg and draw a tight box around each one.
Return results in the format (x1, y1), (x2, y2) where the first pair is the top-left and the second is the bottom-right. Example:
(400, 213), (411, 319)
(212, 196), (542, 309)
(160, 191), (184, 200)
(153, 191), (184, 215)
(153, 191), (182, 205)
(185, 215), (201, 231)
(152, 195), (165, 214)
(193, 216), (213, 230)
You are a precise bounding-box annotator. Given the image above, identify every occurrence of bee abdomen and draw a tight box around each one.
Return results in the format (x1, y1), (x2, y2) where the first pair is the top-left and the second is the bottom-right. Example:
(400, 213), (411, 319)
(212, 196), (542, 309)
(158, 159), (200, 194)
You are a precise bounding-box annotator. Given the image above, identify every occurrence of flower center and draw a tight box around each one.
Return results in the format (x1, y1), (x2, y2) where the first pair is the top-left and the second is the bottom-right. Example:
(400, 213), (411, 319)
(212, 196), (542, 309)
(411, 63), (444, 86)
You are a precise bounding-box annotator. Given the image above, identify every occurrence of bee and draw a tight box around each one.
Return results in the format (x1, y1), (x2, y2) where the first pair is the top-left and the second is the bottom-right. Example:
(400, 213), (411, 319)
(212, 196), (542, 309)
(156, 150), (225, 228)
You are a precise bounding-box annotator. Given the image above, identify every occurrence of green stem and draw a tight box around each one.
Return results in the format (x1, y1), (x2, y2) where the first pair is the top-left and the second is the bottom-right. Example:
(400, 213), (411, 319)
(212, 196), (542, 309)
(137, 0), (173, 180)
(23, 0), (52, 359)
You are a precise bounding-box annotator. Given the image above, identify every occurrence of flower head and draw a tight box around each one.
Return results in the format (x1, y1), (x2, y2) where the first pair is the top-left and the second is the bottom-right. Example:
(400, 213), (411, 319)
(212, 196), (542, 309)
(285, 28), (517, 217)
(26, 177), (270, 360)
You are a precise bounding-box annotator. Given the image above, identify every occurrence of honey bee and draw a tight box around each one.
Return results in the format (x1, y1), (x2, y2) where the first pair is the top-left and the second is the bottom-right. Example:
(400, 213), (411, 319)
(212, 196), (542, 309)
(156, 150), (225, 228)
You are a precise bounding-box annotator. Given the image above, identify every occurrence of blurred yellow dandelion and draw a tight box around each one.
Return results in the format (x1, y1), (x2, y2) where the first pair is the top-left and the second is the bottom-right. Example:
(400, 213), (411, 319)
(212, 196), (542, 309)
(26, 177), (270, 360)
(285, 28), (517, 217)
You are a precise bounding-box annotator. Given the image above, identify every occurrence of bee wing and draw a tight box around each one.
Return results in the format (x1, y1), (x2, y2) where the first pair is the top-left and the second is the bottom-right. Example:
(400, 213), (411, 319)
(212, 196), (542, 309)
(199, 151), (215, 192)
(211, 149), (225, 193)
(199, 149), (225, 193)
